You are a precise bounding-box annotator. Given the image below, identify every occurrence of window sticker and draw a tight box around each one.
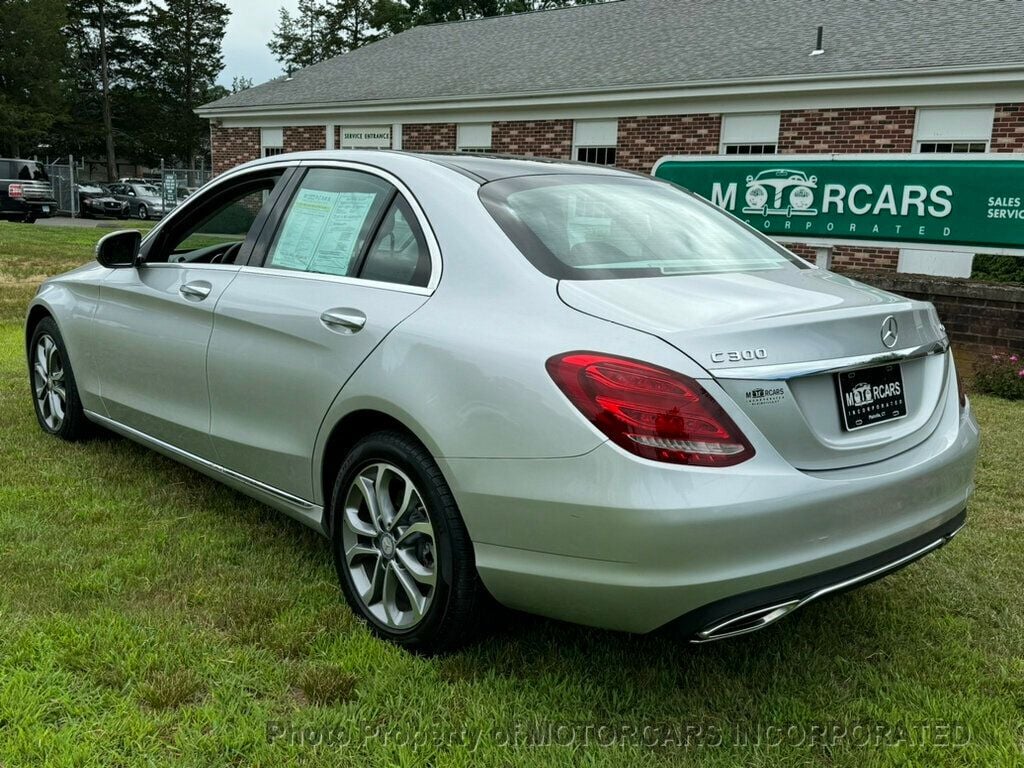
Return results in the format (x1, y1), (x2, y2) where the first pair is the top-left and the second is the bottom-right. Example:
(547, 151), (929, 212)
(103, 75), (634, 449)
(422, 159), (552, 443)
(272, 188), (377, 275)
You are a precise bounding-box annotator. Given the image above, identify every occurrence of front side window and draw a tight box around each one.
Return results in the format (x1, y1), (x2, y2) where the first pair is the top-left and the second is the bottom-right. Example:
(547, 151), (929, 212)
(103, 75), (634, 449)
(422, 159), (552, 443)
(266, 168), (395, 278)
(147, 172), (283, 264)
(480, 174), (805, 280)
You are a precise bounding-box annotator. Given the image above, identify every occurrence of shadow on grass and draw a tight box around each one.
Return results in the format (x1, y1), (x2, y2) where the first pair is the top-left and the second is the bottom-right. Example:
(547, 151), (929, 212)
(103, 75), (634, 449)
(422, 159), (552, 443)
(79, 423), (956, 713)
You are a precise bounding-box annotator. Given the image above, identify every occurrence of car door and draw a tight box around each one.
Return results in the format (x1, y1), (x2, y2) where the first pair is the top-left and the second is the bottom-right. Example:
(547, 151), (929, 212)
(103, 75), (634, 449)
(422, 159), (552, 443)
(91, 167), (291, 458)
(207, 163), (437, 501)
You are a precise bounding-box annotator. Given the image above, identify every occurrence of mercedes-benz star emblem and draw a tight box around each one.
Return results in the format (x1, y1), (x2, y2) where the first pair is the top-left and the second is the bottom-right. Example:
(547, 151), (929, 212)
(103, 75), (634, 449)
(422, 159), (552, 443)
(880, 315), (899, 349)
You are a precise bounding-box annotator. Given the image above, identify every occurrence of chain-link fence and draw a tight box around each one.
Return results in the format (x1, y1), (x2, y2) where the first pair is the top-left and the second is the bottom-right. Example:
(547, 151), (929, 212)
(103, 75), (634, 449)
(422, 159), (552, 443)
(158, 164), (212, 213)
(45, 157), (79, 216)
(38, 158), (211, 218)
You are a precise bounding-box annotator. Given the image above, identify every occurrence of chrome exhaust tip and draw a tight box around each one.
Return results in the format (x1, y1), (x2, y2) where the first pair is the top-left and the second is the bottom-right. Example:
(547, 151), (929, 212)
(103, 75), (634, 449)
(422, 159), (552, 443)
(690, 524), (964, 644)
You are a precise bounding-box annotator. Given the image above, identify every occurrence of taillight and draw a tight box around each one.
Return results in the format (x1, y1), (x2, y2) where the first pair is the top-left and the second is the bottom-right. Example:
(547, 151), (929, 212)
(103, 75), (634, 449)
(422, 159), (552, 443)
(8, 183), (23, 199)
(546, 352), (755, 467)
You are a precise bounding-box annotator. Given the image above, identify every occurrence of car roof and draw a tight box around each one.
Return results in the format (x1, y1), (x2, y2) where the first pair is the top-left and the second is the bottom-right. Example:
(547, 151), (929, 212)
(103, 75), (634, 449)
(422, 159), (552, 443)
(401, 152), (635, 182)
(230, 149), (640, 184)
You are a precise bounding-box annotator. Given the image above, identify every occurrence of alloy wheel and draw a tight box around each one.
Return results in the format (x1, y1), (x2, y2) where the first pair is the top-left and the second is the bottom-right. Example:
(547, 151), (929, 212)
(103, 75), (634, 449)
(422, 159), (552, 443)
(341, 462), (437, 630)
(32, 334), (66, 431)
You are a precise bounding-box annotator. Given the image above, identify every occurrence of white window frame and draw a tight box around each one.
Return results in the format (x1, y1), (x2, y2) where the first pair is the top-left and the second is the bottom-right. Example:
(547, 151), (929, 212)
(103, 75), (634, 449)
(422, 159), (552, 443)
(913, 106), (994, 153)
(457, 123), (492, 153)
(720, 112), (780, 155)
(573, 119), (618, 165)
(260, 128), (284, 157)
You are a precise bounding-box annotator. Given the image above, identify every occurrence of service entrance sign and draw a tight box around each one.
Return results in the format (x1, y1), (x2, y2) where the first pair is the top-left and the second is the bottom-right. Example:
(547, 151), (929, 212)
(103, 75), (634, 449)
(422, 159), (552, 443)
(653, 155), (1024, 252)
(341, 126), (392, 149)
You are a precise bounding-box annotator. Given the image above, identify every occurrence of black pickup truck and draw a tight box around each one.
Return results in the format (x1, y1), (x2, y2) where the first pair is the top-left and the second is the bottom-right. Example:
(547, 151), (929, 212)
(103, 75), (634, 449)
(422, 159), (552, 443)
(0, 159), (58, 223)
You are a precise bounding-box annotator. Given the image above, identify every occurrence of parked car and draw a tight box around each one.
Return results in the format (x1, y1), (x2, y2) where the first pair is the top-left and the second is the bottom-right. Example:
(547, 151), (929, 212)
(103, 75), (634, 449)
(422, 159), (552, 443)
(25, 151), (979, 653)
(77, 183), (129, 219)
(106, 182), (167, 220)
(0, 158), (57, 223)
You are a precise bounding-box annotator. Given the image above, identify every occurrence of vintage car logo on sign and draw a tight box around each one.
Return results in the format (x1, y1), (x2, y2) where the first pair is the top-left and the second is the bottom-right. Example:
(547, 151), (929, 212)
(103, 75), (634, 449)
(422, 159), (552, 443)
(742, 169), (819, 218)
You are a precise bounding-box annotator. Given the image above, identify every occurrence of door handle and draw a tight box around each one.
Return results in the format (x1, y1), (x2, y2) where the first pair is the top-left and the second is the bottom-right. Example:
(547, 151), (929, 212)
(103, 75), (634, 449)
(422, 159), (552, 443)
(179, 281), (212, 301)
(320, 308), (366, 333)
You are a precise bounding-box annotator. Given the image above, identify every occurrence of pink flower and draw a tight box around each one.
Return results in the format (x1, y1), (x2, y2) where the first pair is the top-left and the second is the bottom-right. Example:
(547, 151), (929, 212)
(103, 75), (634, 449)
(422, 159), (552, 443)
(1018, 369), (1024, 378)
(1011, 355), (1020, 363)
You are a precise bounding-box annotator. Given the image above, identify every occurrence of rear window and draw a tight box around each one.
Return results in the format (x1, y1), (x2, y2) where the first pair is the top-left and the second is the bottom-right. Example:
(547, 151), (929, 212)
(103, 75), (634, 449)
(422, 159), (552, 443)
(479, 174), (805, 280)
(14, 161), (48, 181)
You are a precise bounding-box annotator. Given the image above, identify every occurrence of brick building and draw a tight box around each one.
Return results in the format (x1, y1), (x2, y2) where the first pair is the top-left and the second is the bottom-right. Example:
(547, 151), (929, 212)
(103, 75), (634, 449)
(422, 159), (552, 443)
(198, 0), (1024, 274)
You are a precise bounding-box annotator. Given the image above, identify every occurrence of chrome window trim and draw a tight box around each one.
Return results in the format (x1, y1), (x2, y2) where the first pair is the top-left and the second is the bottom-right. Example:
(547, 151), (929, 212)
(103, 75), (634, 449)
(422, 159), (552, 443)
(711, 339), (950, 380)
(140, 262), (243, 273)
(85, 410), (319, 512)
(237, 264), (432, 297)
(293, 159), (443, 293)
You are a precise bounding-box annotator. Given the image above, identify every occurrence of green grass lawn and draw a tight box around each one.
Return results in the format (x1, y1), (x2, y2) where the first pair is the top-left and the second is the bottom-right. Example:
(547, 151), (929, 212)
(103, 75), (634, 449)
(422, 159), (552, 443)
(0, 221), (1022, 766)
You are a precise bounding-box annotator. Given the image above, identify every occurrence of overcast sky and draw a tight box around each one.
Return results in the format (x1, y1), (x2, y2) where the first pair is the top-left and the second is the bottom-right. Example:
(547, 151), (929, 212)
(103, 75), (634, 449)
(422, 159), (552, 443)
(218, 0), (300, 88)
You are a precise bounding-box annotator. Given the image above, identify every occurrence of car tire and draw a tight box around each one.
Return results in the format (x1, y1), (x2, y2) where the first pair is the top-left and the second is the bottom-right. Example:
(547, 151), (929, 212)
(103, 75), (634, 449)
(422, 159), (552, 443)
(28, 317), (92, 441)
(330, 430), (485, 654)
(137, 204), (148, 220)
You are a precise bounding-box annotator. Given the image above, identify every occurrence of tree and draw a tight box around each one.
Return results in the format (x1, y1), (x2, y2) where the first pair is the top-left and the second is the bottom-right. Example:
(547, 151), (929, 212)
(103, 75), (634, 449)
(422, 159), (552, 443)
(64, 0), (145, 180)
(142, 0), (230, 167)
(272, 0), (606, 69)
(0, 0), (67, 156)
(231, 75), (254, 93)
(268, 0), (335, 71)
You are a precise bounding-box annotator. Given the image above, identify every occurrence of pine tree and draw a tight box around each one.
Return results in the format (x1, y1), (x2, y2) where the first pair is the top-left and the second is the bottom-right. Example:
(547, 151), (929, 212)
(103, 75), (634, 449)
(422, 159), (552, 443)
(142, 0), (230, 167)
(268, 0), (334, 71)
(64, 0), (145, 180)
(0, 0), (68, 156)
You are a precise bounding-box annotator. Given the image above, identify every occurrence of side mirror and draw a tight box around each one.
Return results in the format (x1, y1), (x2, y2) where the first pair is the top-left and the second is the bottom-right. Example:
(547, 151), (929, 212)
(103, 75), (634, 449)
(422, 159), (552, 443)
(96, 230), (141, 268)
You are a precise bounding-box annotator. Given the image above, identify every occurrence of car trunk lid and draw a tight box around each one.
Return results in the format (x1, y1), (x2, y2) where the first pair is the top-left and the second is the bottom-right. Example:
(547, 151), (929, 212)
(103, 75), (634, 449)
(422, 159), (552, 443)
(557, 267), (951, 470)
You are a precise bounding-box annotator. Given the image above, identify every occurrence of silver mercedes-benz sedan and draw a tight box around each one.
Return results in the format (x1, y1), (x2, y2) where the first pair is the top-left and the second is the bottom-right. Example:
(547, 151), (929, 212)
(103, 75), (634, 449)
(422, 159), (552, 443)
(26, 151), (979, 653)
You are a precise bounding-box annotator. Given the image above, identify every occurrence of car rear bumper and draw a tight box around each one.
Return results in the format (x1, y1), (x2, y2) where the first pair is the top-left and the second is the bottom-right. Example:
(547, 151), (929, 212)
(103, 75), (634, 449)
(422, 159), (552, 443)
(1, 200), (57, 218)
(443, 395), (979, 635)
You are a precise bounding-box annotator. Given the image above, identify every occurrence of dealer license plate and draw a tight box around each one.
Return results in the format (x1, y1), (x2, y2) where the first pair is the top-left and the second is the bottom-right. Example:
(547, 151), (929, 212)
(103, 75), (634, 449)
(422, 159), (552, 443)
(835, 364), (907, 431)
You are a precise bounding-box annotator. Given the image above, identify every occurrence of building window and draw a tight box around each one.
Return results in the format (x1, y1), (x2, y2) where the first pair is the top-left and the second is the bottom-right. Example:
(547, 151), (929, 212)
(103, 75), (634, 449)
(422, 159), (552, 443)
(724, 144), (777, 155)
(720, 113), (780, 155)
(573, 119), (617, 166)
(914, 106), (993, 153)
(457, 123), (492, 153)
(575, 146), (617, 165)
(261, 128), (284, 157)
(917, 141), (987, 153)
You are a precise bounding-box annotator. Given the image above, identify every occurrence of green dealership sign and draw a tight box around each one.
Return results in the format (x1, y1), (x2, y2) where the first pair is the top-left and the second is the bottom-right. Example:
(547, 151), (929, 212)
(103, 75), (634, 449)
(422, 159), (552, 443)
(654, 156), (1024, 251)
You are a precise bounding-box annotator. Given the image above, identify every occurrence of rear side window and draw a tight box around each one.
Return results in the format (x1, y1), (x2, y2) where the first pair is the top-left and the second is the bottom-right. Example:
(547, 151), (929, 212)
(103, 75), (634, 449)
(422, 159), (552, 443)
(360, 197), (430, 287)
(479, 174), (805, 280)
(266, 168), (394, 278)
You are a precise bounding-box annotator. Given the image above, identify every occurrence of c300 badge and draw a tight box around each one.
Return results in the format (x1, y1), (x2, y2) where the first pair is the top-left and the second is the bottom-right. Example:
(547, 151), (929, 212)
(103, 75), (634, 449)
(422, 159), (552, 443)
(710, 348), (768, 364)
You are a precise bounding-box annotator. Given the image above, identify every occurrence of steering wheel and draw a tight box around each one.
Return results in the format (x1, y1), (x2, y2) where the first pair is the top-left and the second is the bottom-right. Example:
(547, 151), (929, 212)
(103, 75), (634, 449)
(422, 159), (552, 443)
(211, 241), (243, 264)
